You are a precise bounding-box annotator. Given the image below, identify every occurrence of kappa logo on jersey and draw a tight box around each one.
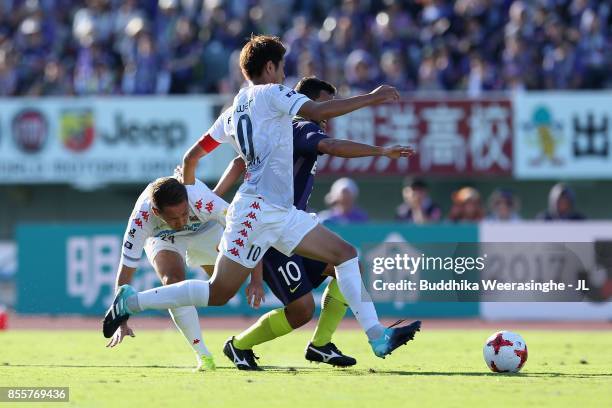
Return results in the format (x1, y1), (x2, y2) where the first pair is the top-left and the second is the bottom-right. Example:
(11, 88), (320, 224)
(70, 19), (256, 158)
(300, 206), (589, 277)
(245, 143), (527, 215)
(241, 220), (253, 230)
(134, 218), (143, 229)
(229, 248), (240, 257)
(195, 199), (214, 213)
(246, 212), (257, 221)
(205, 201), (214, 213)
(189, 215), (199, 222)
(233, 238), (245, 248)
(238, 229), (249, 238)
(124, 241), (133, 250)
(285, 90), (297, 98)
(140, 211), (150, 222)
(250, 202), (261, 210)
(128, 228), (136, 238)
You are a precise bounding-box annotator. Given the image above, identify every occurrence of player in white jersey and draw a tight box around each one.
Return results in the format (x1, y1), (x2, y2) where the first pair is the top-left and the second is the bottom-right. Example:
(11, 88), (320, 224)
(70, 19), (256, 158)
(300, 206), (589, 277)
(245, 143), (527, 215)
(104, 35), (420, 370)
(104, 176), (228, 371)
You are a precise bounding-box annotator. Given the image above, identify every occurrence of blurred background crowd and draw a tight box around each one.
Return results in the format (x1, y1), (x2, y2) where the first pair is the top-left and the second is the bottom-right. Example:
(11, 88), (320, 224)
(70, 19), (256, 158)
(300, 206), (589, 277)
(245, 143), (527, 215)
(0, 0), (610, 97)
(318, 178), (586, 224)
(0, 0), (608, 229)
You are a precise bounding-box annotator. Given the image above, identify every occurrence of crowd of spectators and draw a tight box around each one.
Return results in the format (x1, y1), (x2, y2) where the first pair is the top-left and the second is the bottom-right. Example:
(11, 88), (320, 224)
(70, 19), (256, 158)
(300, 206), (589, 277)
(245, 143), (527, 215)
(317, 178), (586, 224)
(1, 0), (610, 97)
(441, 181), (585, 222)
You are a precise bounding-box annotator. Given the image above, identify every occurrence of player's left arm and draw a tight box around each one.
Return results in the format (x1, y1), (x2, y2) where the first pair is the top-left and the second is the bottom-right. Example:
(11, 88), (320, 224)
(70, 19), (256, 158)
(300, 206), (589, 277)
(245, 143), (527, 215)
(213, 155), (246, 198)
(318, 138), (415, 159)
(297, 85), (399, 122)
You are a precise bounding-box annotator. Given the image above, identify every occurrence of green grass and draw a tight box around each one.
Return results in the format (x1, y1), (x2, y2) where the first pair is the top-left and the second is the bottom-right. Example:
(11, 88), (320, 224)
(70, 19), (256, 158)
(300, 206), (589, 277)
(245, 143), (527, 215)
(0, 329), (610, 408)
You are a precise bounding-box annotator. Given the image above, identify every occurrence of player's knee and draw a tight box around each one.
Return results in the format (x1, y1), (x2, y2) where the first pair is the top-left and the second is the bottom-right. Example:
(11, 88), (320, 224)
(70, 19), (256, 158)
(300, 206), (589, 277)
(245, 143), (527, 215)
(335, 242), (357, 264)
(286, 296), (315, 328)
(287, 309), (313, 329)
(161, 270), (184, 285)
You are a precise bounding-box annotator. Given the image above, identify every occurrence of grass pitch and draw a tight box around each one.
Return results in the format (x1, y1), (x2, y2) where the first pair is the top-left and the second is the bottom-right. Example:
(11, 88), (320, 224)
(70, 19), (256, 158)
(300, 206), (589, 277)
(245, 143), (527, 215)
(1, 328), (610, 408)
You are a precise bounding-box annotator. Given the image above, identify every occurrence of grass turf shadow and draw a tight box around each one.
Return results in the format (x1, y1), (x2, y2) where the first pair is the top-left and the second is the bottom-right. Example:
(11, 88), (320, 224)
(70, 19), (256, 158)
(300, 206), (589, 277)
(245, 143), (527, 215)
(3, 364), (611, 379)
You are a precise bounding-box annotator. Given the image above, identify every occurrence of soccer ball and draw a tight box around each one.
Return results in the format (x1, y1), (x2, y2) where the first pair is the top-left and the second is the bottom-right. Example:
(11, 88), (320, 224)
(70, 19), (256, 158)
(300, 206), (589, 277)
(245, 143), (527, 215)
(483, 331), (528, 373)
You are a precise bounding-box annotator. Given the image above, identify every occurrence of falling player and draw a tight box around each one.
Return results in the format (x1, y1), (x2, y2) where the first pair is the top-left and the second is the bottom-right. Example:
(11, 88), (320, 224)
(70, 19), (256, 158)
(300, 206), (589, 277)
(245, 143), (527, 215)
(212, 76), (415, 369)
(104, 35), (421, 368)
(104, 176), (228, 371)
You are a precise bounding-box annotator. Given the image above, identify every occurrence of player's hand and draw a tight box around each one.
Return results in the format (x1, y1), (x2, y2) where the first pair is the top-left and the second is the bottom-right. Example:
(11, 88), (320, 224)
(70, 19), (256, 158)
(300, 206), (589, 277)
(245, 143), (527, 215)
(382, 145), (415, 159)
(174, 165), (184, 183)
(245, 280), (265, 309)
(369, 85), (400, 104)
(106, 322), (135, 348)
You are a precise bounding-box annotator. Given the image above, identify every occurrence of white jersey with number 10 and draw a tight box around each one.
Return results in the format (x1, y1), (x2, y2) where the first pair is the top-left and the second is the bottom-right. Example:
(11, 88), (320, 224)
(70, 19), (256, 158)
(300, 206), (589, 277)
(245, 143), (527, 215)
(206, 84), (310, 209)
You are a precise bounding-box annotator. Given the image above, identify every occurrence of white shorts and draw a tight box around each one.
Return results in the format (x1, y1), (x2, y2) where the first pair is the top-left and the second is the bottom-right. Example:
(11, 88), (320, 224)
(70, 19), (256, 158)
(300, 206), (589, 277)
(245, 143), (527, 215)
(219, 194), (318, 268)
(144, 223), (223, 268)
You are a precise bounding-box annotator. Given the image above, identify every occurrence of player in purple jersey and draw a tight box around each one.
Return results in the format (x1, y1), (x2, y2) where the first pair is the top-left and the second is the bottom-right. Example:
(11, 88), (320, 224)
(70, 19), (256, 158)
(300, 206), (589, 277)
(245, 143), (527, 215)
(212, 77), (416, 369)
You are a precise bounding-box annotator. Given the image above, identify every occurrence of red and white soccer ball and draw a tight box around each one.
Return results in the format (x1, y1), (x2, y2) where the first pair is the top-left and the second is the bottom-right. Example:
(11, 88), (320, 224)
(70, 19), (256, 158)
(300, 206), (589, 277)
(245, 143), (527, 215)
(483, 331), (528, 373)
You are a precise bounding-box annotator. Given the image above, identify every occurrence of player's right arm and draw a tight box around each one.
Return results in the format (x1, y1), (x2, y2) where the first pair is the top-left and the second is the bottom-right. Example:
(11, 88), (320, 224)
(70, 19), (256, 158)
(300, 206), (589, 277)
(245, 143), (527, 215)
(297, 85), (400, 122)
(115, 193), (156, 294)
(294, 122), (415, 159)
(318, 139), (415, 159)
(108, 199), (154, 347)
(183, 107), (232, 185)
(115, 265), (137, 291)
(110, 264), (137, 345)
(182, 143), (207, 186)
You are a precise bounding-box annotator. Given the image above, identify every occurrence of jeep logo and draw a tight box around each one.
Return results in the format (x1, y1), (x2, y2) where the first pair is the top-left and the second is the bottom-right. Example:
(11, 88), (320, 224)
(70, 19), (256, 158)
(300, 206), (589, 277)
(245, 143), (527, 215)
(101, 114), (187, 148)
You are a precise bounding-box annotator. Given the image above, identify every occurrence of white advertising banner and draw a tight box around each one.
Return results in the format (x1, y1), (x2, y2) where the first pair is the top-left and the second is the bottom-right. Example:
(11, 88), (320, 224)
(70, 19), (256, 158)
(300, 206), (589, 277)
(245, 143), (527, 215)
(479, 222), (612, 320)
(0, 96), (234, 185)
(0, 241), (16, 279)
(514, 91), (612, 179)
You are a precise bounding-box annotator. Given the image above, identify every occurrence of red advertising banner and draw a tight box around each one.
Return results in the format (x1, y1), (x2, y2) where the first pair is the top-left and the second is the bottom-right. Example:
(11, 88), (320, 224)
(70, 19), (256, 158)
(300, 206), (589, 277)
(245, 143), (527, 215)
(321, 98), (513, 176)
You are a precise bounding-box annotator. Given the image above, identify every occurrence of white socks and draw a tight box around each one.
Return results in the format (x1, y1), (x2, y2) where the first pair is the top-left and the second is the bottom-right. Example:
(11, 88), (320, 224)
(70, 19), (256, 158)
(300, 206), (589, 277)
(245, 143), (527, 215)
(133, 280), (210, 311)
(169, 306), (211, 357)
(124, 281), (212, 362)
(334, 257), (384, 339)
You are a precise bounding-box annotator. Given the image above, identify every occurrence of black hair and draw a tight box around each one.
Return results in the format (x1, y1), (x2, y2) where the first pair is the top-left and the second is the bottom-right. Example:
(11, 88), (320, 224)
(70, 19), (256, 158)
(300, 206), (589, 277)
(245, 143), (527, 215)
(295, 76), (337, 100)
(403, 177), (428, 190)
(148, 177), (187, 212)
